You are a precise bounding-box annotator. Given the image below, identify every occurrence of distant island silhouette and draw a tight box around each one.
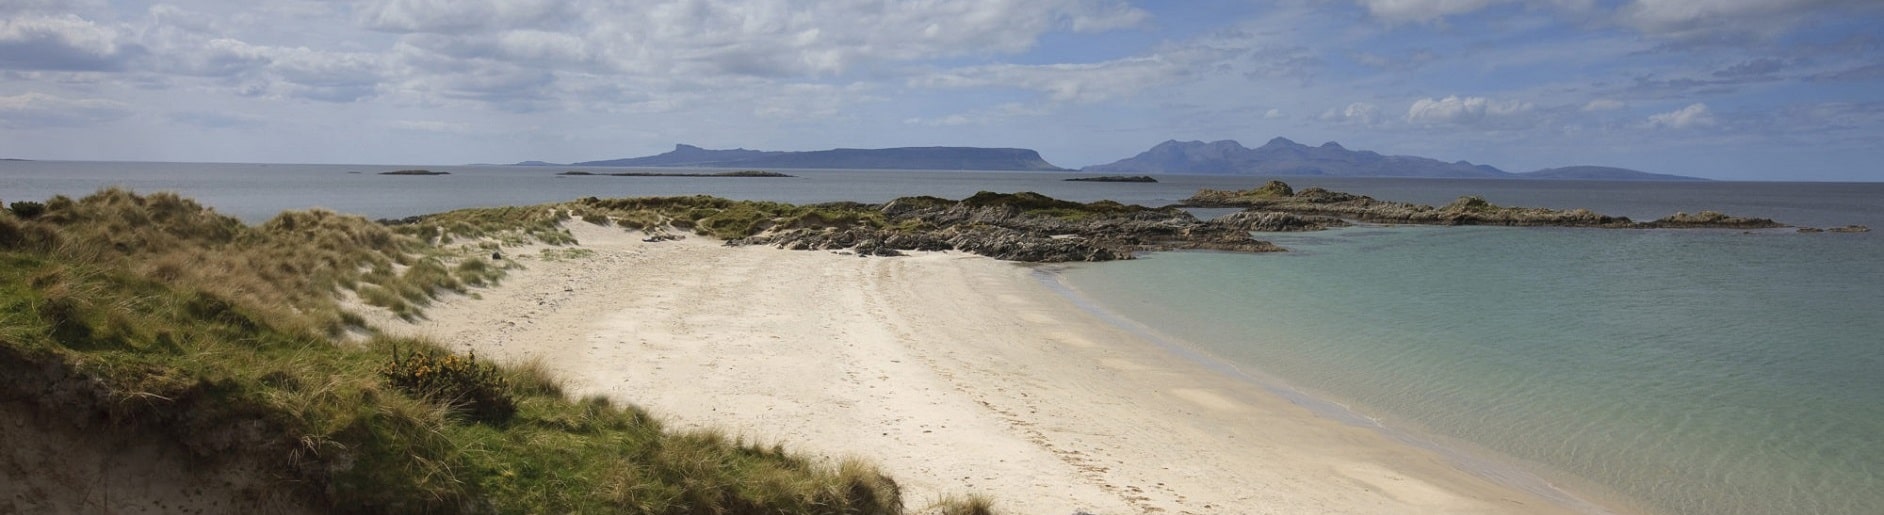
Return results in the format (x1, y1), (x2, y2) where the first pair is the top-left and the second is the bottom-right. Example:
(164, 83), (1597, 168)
(1084, 138), (1704, 181)
(526, 144), (1066, 171)
(511, 138), (1703, 181)
(558, 170), (794, 178)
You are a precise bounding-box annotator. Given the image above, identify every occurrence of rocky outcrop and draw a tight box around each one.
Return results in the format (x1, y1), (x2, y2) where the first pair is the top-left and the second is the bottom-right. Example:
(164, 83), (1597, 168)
(1183, 181), (1787, 229)
(1797, 225), (1871, 233)
(723, 192), (1283, 262)
(1644, 211), (1783, 229)
(1208, 211), (1350, 232)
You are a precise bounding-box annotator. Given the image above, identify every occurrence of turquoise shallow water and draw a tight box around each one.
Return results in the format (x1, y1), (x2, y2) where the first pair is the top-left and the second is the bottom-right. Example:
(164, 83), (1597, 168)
(1057, 226), (1884, 515)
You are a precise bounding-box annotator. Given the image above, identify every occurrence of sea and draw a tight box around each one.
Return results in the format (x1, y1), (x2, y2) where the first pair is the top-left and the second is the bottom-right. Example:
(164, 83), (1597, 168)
(4, 161), (1881, 515)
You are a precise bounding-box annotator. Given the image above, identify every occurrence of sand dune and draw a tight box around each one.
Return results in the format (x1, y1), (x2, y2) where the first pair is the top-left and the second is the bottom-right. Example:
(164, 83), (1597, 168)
(383, 222), (1601, 514)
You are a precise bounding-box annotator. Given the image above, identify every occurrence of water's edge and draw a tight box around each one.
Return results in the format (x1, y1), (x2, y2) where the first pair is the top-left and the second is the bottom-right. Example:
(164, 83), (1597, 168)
(1028, 264), (1636, 515)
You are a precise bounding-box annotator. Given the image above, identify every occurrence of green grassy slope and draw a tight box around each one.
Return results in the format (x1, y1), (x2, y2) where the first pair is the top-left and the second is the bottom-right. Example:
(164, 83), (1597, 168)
(1, 190), (952, 514)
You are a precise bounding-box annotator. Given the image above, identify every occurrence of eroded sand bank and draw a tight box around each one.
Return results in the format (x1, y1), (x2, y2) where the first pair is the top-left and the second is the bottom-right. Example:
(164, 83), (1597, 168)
(382, 223), (1599, 514)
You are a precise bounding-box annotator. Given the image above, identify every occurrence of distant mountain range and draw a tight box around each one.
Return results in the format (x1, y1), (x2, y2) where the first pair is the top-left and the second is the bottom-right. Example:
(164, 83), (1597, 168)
(1082, 138), (1702, 181)
(530, 144), (1065, 171)
(1519, 166), (1703, 181)
(513, 139), (1701, 181)
(1082, 138), (1703, 181)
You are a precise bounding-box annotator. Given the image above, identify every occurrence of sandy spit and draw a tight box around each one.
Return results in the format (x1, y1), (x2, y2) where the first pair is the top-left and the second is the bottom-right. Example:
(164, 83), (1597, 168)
(381, 223), (1598, 514)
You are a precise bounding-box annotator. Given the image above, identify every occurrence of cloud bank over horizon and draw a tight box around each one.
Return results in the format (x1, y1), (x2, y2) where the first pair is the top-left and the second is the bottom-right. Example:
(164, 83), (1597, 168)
(1, 0), (1880, 180)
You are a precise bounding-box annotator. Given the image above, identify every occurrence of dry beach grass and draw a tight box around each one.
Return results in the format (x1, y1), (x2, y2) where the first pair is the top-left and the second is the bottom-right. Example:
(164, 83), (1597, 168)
(0, 190), (915, 513)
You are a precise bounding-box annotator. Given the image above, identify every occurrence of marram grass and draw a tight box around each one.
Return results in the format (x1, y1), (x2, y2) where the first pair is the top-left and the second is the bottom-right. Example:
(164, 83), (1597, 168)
(1, 189), (1000, 514)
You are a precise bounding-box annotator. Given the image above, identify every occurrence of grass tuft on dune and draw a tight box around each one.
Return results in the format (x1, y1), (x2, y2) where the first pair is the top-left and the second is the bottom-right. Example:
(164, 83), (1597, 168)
(0, 188), (1003, 513)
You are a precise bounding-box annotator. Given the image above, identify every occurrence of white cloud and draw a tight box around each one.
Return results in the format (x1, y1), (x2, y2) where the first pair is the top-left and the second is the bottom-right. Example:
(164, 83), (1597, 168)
(1, 0), (106, 15)
(155, 37), (271, 77)
(299, 0), (1154, 113)
(360, 0), (1147, 79)
(1582, 99), (1625, 111)
(494, 30), (590, 64)
(914, 55), (1181, 103)
(168, 111), (265, 129)
(1357, 0), (1505, 23)
(361, 0), (571, 33)
(0, 92), (131, 128)
(1321, 102), (1381, 125)
(265, 47), (387, 102)
(905, 114), (973, 127)
(904, 103), (1051, 127)
(1406, 95), (1534, 125)
(0, 0), (1876, 179)
(749, 82), (872, 119)
(1646, 102), (1715, 129)
(1619, 0), (1878, 39)
(1066, 2), (1151, 31)
(1351, 49), (1438, 70)
(0, 13), (136, 71)
(390, 120), (473, 133)
(1354, 52), (1392, 68)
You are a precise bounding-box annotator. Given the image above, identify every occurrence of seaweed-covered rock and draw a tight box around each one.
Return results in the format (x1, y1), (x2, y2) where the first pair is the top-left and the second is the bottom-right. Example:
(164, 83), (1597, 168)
(1210, 211), (1350, 232)
(1182, 181), (1789, 229)
(1645, 211), (1783, 229)
(722, 191), (1283, 262)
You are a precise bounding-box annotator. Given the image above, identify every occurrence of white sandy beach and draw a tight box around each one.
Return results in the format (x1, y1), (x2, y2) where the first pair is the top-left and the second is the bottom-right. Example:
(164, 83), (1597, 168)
(384, 222), (1599, 514)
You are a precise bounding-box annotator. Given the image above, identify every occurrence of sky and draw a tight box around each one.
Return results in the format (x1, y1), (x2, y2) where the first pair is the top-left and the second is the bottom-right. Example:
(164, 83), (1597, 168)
(1, 1), (1881, 181)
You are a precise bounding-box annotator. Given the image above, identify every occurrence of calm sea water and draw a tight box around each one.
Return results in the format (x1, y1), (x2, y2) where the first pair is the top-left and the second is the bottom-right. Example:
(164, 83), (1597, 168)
(6, 160), (1882, 514)
(1058, 226), (1884, 515)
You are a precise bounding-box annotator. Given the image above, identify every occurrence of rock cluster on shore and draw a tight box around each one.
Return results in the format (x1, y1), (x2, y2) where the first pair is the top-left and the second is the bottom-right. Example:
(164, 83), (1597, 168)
(569, 192), (1283, 262)
(552, 181), (1837, 263)
(559, 170), (794, 177)
(1064, 175), (1158, 183)
(727, 192), (1283, 261)
(1798, 225), (1872, 233)
(1183, 180), (1786, 229)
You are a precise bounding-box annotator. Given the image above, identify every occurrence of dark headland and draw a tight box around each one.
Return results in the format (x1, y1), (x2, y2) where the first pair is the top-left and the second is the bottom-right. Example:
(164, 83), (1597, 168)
(559, 170), (794, 178)
(1065, 175), (1158, 183)
(379, 169), (449, 175)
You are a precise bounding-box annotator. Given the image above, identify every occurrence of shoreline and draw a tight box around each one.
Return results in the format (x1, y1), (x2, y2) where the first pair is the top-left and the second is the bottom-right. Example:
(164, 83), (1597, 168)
(1034, 267), (1643, 515)
(375, 222), (1624, 513)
